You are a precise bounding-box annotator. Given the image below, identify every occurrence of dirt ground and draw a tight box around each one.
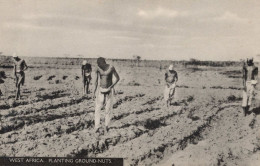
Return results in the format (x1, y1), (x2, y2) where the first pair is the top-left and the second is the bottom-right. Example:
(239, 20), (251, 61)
(0, 63), (259, 166)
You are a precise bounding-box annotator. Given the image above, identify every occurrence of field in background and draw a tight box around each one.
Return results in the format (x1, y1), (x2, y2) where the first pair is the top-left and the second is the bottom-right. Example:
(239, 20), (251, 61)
(0, 55), (244, 69)
(0, 57), (260, 165)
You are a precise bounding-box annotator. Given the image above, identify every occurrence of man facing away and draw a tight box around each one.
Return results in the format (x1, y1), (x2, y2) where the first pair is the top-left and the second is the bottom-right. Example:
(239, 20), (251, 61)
(81, 60), (92, 95)
(242, 58), (258, 116)
(164, 64), (178, 107)
(93, 57), (120, 133)
(13, 54), (28, 100)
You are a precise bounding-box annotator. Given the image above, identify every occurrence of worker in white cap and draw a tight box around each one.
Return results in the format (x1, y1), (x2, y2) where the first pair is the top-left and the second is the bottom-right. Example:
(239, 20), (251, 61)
(242, 58), (258, 116)
(13, 53), (28, 100)
(164, 64), (178, 107)
(81, 60), (92, 95)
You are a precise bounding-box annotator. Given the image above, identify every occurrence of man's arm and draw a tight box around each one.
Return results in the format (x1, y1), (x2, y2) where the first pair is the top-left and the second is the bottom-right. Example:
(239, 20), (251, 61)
(242, 66), (246, 89)
(175, 71), (178, 82)
(165, 72), (168, 81)
(110, 66), (120, 89)
(254, 67), (258, 82)
(81, 66), (84, 78)
(22, 61), (28, 71)
(13, 65), (16, 76)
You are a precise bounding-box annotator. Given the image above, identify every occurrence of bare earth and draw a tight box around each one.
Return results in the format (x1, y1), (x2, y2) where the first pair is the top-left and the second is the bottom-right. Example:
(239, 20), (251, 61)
(0, 63), (259, 166)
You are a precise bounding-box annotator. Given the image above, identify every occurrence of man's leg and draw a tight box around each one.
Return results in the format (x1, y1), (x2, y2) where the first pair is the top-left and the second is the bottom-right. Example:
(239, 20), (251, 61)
(16, 75), (22, 100)
(242, 107), (247, 116)
(169, 87), (176, 105)
(95, 90), (104, 132)
(15, 76), (18, 88)
(16, 83), (21, 100)
(164, 86), (170, 107)
(87, 76), (91, 94)
(242, 88), (248, 116)
(86, 76), (91, 94)
(105, 90), (113, 132)
(21, 74), (25, 86)
(82, 77), (86, 95)
(86, 82), (89, 94)
(247, 84), (255, 114)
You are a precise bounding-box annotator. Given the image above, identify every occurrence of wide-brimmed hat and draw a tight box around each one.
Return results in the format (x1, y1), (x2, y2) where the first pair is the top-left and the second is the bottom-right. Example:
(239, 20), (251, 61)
(82, 60), (87, 65)
(12, 52), (18, 58)
(169, 64), (174, 70)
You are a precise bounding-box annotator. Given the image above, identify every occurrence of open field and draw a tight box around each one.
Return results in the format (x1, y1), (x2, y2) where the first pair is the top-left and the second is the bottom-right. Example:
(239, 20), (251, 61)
(0, 59), (260, 166)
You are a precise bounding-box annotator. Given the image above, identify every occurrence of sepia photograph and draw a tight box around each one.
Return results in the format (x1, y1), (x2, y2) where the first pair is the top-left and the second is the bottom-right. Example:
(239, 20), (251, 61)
(0, 0), (260, 165)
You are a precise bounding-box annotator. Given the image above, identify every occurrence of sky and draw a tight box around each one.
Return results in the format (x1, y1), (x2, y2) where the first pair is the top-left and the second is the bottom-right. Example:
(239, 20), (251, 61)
(1, 0), (260, 61)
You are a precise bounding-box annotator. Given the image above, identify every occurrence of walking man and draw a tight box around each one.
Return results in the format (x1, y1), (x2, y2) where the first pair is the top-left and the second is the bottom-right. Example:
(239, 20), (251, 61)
(242, 58), (258, 116)
(93, 57), (120, 133)
(81, 60), (92, 95)
(164, 64), (178, 107)
(13, 54), (28, 100)
(0, 71), (7, 97)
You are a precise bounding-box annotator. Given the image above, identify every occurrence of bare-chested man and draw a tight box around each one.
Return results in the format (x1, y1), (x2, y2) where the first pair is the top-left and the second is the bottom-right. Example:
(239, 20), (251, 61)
(81, 60), (92, 95)
(93, 57), (120, 133)
(13, 54), (28, 100)
(164, 64), (178, 107)
(242, 58), (258, 116)
(0, 71), (7, 97)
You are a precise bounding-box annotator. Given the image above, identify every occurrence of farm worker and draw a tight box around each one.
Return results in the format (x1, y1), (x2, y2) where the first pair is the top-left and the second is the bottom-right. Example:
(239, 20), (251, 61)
(164, 64), (178, 107)
(0, 71), (7, 97)
(13, 53), (28, 100)
(81, 60), (92, 95)
(93, 57), (120, 133)
(242, 58), (258, 116)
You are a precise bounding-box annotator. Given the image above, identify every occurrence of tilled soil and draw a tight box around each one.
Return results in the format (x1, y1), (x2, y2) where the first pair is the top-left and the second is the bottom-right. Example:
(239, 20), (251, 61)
(0, 66), (259, 165)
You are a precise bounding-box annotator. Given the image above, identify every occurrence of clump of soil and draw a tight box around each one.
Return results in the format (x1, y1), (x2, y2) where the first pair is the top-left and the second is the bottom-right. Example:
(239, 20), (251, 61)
(220, 70), (242, 78)
(227, 95), (242, 102)
(55, 80), (61, 84)
(128, 81), (141, 86)
(63, 76), (68, 80)
(33, 75), (42, 80)
(47, 75), (56, 80)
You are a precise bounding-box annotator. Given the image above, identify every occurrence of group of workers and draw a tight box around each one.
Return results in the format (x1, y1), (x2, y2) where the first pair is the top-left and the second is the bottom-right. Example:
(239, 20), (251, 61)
(0, 55), (258, 134)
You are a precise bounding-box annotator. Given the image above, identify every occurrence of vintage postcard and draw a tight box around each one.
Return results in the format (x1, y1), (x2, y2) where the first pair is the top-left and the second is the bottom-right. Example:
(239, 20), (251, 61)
(0, 0), (259, 166)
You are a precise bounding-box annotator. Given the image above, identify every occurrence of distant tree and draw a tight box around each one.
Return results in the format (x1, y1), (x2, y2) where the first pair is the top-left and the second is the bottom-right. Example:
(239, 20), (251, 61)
(190, 58), (198, 62)
(133, 55), (141, 67)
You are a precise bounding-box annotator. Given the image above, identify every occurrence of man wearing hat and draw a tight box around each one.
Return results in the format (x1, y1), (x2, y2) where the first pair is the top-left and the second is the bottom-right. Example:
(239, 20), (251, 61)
(164, 64), (178, 107)
(81, 60), (92, 95)
(242, 58), (258, 116)
(13, 53), (28, 100)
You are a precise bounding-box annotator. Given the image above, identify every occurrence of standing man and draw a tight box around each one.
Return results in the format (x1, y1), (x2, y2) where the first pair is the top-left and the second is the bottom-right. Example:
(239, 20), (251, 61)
(242, 58), (258, 116)
(93, 57), (120, 133)
(164, 64), (178, 107)
(81, 60), (92, 95)
(13, 54), (28, 100)
(0, 71), (7, 97)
